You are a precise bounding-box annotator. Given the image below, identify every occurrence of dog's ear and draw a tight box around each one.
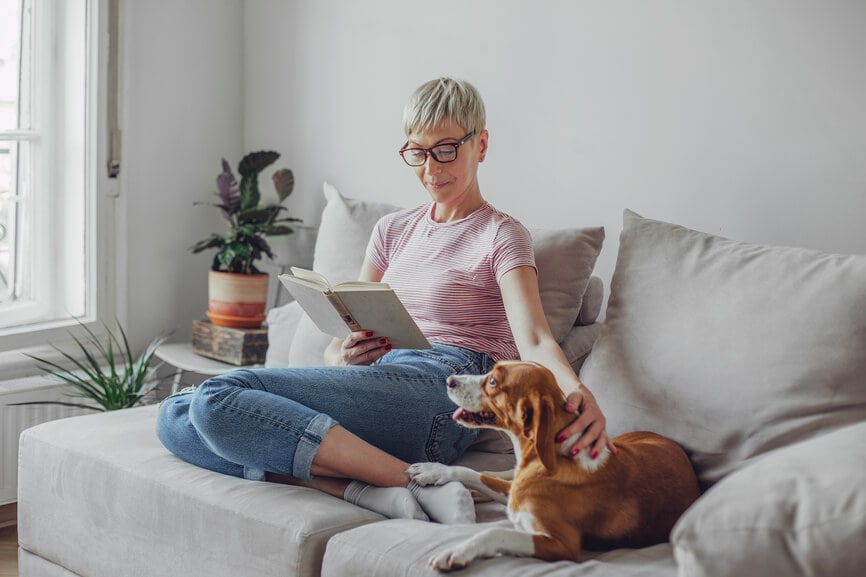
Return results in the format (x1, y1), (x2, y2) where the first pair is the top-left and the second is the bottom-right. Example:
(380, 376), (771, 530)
(517, 394), (558, 475)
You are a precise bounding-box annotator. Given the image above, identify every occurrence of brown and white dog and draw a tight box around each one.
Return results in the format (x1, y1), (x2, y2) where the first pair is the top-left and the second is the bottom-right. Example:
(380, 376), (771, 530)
(408, 361), (701, 572)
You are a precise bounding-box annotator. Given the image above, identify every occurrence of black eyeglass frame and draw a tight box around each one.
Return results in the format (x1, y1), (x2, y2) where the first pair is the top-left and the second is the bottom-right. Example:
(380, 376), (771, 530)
(398, 130), (476, 166)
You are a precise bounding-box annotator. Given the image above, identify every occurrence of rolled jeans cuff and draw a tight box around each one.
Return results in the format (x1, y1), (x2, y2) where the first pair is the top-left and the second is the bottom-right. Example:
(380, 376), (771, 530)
(292, 412), (339, 481)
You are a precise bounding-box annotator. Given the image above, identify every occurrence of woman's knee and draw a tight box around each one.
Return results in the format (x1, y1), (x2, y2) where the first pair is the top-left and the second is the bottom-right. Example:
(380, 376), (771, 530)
(156, 393), (197, 454)
(187, 370), (255, 426)
(157, 393), (247, 478)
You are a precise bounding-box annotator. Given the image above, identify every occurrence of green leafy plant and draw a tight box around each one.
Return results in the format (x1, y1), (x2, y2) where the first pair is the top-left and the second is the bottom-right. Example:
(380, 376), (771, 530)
(22, 321), (169, 411)
(191, 151), (301, 274)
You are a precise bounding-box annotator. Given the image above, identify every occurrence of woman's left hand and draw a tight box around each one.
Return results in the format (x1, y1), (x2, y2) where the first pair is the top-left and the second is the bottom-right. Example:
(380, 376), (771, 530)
(556, 388), (618, 460)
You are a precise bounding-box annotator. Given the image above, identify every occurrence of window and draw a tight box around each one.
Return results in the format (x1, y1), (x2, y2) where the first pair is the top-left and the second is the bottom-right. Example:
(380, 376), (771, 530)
(0, 0), (100, 347)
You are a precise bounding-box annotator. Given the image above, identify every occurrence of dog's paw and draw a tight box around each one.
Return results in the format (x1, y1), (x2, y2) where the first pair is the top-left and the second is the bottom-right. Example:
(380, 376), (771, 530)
(428, 546), (474, 572)
(407, 462), (454, 486)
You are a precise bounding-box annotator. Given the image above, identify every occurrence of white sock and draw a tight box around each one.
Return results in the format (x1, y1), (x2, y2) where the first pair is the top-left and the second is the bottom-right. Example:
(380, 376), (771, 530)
(408, 480), (476, 525)
(343, 481), (429, 521)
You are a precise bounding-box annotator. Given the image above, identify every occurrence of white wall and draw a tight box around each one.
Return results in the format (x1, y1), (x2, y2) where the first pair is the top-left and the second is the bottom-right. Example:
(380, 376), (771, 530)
(120, 0), (244, 348)
(243, 0), (866, 307)
(118, 0), (866, 348)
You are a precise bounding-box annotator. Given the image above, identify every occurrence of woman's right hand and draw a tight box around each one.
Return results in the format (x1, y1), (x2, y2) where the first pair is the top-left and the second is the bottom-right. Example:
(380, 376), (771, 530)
(326, 331), (392, 366)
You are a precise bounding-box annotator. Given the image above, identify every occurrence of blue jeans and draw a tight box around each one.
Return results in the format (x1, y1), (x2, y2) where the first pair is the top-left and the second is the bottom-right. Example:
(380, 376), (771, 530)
(156, 344), (495, 482)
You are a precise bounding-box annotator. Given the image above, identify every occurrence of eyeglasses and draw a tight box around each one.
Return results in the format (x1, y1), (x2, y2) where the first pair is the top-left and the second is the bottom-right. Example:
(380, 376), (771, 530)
(399, 130), (476, 166)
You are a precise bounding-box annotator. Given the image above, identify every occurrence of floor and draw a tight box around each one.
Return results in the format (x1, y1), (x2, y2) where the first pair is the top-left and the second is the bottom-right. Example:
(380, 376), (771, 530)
(0, 525), (17, 577)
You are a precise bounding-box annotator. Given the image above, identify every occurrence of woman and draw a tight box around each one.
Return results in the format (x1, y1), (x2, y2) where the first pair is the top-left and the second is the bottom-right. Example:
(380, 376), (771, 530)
(157, 77), (614, 524)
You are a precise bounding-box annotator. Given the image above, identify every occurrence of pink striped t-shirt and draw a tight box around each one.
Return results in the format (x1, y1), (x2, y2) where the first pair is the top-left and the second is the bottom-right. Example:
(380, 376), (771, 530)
(366, 201), (535, 361)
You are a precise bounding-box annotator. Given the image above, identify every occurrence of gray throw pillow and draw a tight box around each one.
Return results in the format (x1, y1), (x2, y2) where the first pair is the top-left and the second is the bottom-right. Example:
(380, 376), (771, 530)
(529, 227), (605, 342)
(672, 421), (866, 577)
(581, 209), (866, 488)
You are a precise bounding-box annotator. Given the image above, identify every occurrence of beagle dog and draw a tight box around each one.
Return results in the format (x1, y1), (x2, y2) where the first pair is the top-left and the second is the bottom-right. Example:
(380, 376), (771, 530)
(408, 361), (700, 571)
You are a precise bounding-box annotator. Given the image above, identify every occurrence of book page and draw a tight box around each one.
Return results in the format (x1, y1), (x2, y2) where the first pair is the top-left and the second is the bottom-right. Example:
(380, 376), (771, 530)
(289, 267), (330, 287)
(334, 281), (392, 291)
(289, 267), (390, 291)
(278, 274), (351, 338)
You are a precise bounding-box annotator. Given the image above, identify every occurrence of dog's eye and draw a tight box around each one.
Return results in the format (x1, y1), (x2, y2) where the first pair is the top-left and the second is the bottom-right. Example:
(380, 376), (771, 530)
(487, 376), (497, 388)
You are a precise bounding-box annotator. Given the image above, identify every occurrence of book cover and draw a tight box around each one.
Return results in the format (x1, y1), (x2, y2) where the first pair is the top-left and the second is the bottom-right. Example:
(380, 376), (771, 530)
(278, 268), (432, 350)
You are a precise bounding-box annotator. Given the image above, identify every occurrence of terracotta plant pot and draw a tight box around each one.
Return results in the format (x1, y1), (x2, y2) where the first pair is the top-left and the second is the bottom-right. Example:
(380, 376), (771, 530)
(206, 271), (269, 328)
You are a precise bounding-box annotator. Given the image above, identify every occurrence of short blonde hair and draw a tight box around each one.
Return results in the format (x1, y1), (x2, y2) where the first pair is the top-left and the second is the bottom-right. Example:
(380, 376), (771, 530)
(402, 77), (486, 137)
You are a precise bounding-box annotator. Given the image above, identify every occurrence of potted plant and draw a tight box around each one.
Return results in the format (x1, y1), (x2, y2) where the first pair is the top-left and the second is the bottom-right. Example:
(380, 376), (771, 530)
(20, 321), (168, 411)
(191, 151), (300, 328)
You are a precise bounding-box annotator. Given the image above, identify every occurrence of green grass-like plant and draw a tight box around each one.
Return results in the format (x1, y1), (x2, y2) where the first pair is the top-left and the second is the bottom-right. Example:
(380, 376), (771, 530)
(22, 320), (169, 411)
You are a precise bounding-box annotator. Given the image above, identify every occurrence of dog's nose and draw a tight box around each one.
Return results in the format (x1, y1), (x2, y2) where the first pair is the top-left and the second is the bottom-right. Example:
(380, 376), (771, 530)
(446, 375), (457, 389)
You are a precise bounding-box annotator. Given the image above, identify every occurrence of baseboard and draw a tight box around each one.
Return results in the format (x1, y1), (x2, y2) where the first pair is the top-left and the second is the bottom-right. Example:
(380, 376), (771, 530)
(0, 502), (16, 528)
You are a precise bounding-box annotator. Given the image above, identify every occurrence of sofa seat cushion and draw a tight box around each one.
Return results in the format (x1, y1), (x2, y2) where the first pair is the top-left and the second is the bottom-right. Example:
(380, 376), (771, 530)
(321, 519), (677, 577)
(581, 210), (866, 489)
(17, 405), (382, 577)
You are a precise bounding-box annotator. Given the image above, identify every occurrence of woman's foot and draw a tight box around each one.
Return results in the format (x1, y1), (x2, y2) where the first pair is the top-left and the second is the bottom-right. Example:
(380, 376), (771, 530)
(343, 481), (429, 521)
(409, 480), (476, 524)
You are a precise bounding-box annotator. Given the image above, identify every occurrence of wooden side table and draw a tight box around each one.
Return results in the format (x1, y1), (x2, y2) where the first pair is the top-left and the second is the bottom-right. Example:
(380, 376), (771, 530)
(154, 342), (264, 394)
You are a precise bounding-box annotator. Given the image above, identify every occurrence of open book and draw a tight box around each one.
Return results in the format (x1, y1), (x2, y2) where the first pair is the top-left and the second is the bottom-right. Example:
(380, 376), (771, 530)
(278, 267), (431, 350)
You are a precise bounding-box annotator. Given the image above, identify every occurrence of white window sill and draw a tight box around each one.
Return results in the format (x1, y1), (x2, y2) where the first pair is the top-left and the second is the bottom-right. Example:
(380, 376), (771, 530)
(0, 344), (71, 382)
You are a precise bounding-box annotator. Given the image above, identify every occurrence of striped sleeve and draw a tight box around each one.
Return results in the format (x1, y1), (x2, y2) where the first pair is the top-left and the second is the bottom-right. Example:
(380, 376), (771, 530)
(491, 219), (536, 282)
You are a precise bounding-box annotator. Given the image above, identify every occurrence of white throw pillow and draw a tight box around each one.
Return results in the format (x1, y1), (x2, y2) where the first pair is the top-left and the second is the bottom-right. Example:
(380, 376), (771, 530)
(288, 183), (401, 366)
(312, 182), (402, 284)
(264, 300), (303, 367)
(581, 210), (866, 488)
(672, 421), (866, 577)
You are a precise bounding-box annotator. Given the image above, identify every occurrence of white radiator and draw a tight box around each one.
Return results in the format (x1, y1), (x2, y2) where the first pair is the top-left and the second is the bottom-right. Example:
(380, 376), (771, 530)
(0, 376), (95, 504)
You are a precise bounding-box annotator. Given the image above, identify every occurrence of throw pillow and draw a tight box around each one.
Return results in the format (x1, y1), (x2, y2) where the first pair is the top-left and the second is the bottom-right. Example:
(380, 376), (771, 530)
(264, 300), (303, 368)
(288, 183), (401, 366)
(314, 182), (402, 283)
(529, 227), (605, 342)
(580, 210), (866, 488)
(576, 275), (604, 326)
(672, 421), (866, 577)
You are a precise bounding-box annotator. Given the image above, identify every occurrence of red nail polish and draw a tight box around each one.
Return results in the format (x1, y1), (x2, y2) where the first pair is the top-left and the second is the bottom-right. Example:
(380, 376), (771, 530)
(591, 451), (599, 460)
(385, 345), (392, 351)
(556, 435), (565, 443)
(571, 448), (580, 457)
(365, 331), (374, 337)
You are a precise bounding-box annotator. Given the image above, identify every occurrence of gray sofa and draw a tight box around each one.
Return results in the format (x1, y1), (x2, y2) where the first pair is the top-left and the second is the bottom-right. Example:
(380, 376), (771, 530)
(17, 187), (866, 577)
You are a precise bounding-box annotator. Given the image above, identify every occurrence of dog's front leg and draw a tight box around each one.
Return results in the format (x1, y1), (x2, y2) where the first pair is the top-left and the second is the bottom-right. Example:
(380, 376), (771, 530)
(407, 463), (509, 505)
(478, 469), (515, 481)
(428, 527), (534, 572)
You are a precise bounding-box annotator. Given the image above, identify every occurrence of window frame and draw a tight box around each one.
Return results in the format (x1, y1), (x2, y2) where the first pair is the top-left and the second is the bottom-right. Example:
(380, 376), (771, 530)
(0, 0), (115, 377)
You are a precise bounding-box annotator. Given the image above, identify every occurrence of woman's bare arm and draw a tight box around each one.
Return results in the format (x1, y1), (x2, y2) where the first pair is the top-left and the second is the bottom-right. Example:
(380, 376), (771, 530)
(499, 266), (616, 458)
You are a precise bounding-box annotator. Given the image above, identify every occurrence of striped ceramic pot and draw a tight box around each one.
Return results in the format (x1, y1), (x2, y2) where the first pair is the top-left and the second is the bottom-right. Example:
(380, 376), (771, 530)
(206, 271), (269, 328)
